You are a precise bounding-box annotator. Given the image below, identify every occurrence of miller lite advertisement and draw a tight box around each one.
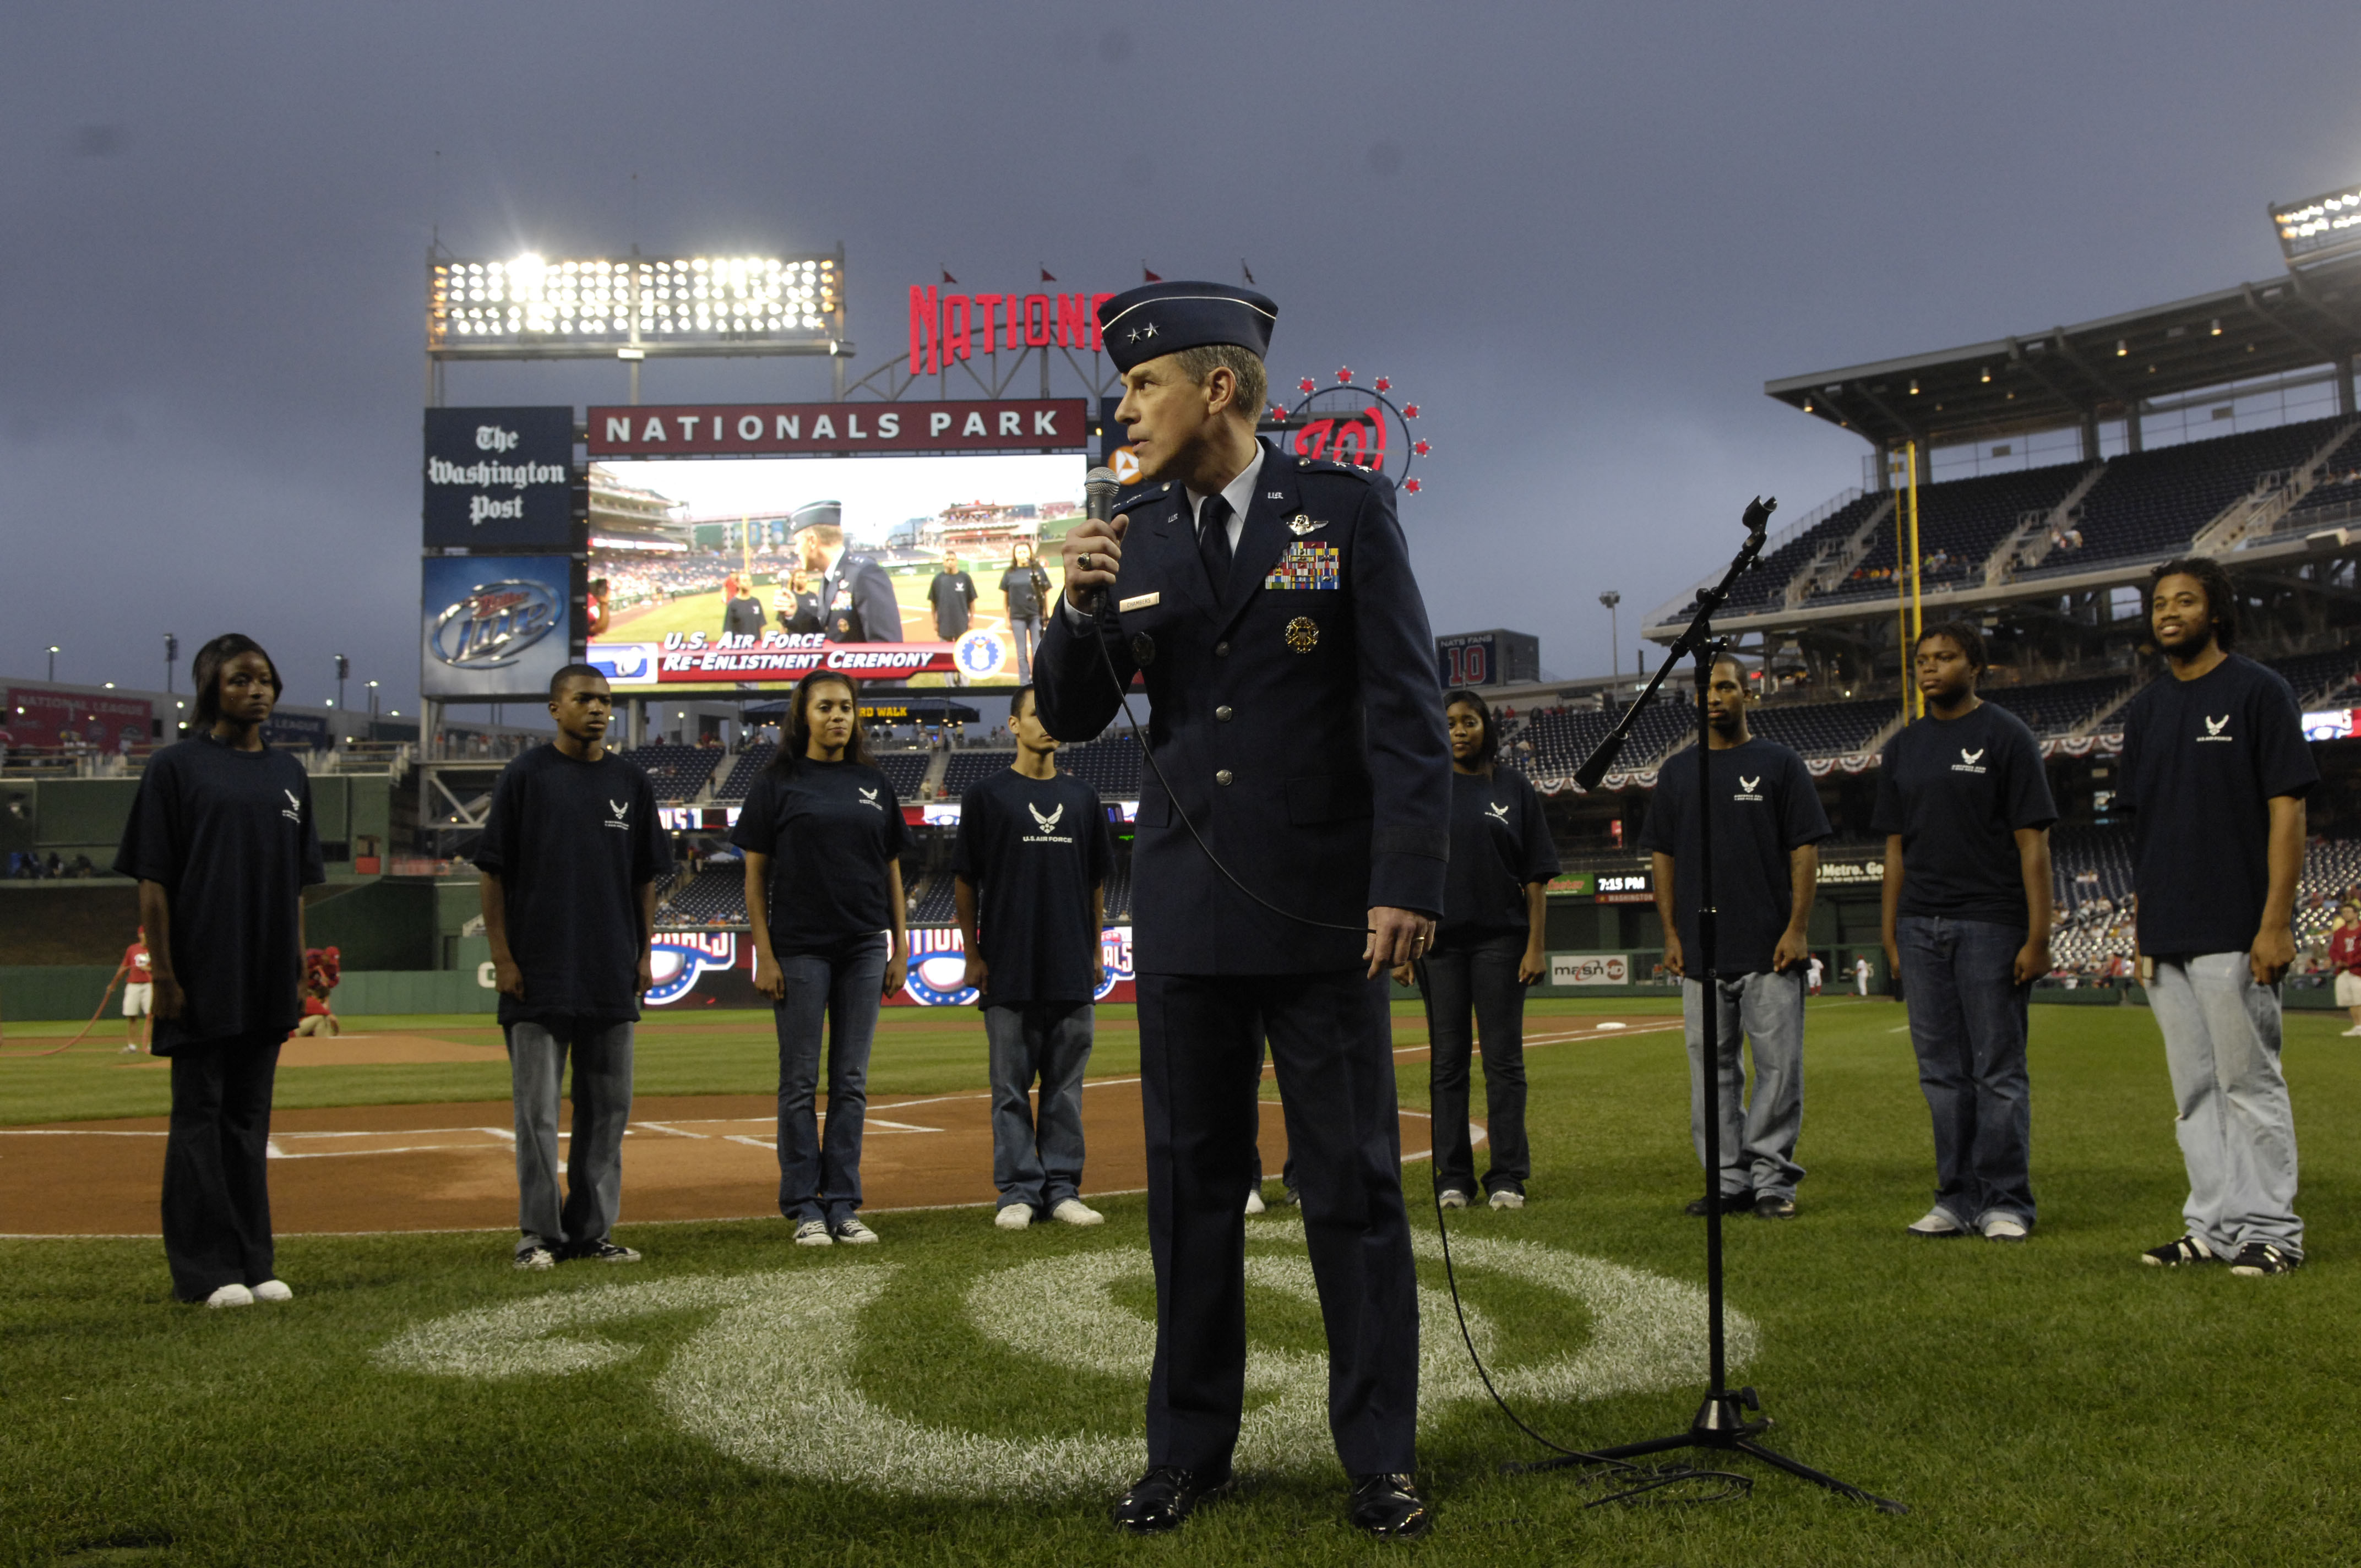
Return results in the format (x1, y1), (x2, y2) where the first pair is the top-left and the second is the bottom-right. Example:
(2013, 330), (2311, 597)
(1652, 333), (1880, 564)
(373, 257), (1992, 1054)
(422, 406), (578, 549)
(419, 554), (579, 699)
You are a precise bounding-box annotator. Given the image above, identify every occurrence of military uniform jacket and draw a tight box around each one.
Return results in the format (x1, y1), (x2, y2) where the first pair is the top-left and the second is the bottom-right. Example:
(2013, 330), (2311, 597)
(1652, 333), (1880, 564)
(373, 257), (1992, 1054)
(1035, 442), (1450, 974)
(822, 552), (902, 643)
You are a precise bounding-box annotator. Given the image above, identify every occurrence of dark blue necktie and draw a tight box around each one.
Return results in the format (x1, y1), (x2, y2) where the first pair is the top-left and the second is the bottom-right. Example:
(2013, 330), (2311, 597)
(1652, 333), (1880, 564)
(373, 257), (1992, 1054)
(1198, 494), (1234, 598)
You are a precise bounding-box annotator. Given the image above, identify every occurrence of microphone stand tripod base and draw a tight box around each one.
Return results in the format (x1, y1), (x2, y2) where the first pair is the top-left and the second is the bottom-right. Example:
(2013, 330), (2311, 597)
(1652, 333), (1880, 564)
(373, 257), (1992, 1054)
(1511, 1386), (1908, 1514)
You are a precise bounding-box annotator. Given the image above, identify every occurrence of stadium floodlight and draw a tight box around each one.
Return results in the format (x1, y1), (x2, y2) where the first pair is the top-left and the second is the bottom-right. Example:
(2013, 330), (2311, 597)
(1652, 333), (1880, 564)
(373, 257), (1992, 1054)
(428, 249), (848, 362)
(2271, 182), (2361, 266)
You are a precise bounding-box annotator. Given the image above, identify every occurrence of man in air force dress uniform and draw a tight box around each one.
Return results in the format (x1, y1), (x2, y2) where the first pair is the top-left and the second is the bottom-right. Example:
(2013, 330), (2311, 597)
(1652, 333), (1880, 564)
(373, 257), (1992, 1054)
(1037, 281), (1451, 1539)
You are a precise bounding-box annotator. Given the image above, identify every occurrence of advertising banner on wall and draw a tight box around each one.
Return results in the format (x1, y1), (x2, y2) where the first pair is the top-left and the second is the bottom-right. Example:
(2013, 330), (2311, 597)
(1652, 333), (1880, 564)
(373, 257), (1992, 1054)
(422, 406), (578, 548)
(420, 554), (578, 699)
(640, 926), (1139, 1008)
(585, 400), (1088, 458)
(1, 687), (153, 750)
(1549, 952), (1630, 986)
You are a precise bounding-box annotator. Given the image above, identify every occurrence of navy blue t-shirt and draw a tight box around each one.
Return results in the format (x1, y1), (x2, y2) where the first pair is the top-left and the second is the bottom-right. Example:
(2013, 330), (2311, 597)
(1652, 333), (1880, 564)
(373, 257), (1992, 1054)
(1439, 766), (1562, 938)
(950, 767), (1113, 1005)
(113, 733), (327, 1053)
(472, 744), (669, 1026)
(731, 756), (907, 956)
(1872, 702), (2057, 928)
(2118, 654), (2318, 957)
(1639, 738), (1830, 976)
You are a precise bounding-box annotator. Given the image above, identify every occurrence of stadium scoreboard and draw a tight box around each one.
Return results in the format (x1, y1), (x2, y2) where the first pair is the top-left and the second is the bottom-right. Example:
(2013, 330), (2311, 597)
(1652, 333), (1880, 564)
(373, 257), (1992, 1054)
(2271, 183), (2361, 266)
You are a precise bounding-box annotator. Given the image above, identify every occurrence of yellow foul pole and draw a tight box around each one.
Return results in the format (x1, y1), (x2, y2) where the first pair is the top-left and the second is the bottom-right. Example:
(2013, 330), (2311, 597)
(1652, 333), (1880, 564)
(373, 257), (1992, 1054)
(1906, 441), (1925, 718)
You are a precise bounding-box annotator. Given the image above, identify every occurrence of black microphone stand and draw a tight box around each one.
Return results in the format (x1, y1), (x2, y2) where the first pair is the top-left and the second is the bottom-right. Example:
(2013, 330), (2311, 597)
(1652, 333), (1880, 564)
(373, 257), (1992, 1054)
(1524, 496), (1905, 1514)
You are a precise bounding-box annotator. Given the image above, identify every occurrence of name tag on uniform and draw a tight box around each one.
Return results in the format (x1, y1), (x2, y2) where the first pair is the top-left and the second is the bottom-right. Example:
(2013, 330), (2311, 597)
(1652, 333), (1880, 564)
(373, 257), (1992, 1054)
(1119, 592), (1161, 612)
(1263, 541), (1340, 591)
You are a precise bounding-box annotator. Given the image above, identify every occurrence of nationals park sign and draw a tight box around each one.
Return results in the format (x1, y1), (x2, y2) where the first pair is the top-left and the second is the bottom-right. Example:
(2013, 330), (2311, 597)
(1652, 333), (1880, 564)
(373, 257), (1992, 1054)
(586, 399), (1089, 457)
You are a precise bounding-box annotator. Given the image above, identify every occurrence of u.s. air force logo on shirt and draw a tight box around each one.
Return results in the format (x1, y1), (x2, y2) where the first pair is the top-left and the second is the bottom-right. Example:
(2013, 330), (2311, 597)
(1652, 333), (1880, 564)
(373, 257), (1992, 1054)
(1485, 801), (1511, 823)
(1733, 775), (1765, 802)
(1951, 747), (1988, 775)
(858, 787), (884, 812)
(1024, 801), (1073, 845)
(281, 788), (303, 824)
(2197, 714), (2234, 743)
(606, 797), (633, 830)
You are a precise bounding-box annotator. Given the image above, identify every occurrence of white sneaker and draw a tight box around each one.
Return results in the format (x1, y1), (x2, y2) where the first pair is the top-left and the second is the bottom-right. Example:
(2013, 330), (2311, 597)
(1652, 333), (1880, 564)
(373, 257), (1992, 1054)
(994, 1205), (1033, 1231)
(513, 1246), (557, 1271)
(1488, 1190), (1525, 1211)
(1243, 1189), (1266, 1215)
(250, 1279), (293, 1303)
(1437, 1189), (1471, 1210)
(1906, 1208), (1966, 1238)
(793, 1220), (834, 1246)
(2343, 1025), (2361, 1037)
(204, 1283), (254, 1309)
(1981, 1214), (2031, 1243)
(120, 1043), (141, 1054)
(1051, 1198), (1105, 1227)
(833, 1218), (879, 1244)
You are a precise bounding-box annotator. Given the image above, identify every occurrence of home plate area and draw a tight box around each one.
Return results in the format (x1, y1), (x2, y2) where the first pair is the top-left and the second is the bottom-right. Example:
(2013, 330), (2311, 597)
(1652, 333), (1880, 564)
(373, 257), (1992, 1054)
(0, 1085), (1455, 1237)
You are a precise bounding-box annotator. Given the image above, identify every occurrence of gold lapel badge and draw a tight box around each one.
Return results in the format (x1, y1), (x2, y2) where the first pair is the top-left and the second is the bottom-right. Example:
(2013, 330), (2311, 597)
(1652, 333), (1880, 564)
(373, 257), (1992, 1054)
(1285, 616), (1320, 652)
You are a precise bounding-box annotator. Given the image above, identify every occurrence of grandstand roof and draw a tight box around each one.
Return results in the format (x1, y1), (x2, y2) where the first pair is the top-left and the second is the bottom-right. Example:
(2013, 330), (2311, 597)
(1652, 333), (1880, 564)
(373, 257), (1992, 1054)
(1767, 253), (2361, 449)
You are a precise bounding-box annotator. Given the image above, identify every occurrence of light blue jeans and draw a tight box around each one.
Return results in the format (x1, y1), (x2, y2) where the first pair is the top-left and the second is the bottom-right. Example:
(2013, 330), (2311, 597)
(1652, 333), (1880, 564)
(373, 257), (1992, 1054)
(1682, 971), (1807, 1200)
(773, 935), (889, 1227)
(984, 1001), (1095, 1212)
(2147, 954), (2302, 1259)
(506, 1019), (634, 1257)
(1896, 916), (2035, 1228)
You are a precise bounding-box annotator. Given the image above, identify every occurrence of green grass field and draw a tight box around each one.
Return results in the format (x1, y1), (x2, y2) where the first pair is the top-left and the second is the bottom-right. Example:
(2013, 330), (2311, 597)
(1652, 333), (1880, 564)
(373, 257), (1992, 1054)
(5, 997), (2358, 1566)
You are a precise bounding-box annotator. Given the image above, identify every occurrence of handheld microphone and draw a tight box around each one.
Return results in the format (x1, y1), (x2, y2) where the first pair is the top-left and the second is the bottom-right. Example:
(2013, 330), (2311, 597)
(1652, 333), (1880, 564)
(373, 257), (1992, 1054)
(1084, 466), (1119, 524)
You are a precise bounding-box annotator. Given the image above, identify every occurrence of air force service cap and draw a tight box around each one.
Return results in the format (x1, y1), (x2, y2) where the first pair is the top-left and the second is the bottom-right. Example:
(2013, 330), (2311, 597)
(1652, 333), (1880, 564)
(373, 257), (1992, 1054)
(1097, 281), (1276, 374)
(784, 499), (841, 537)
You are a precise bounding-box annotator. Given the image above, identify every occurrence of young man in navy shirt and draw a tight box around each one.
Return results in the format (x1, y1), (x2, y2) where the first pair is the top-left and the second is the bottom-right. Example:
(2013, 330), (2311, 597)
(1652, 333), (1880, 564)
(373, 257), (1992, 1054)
(477, 665), (670, 1270)
(1641, 653), (1830, 1221)
(1875, 622), (2057, 1243)
(953, 684), (1114, 1231)
(2121, 559), (2317, 1277)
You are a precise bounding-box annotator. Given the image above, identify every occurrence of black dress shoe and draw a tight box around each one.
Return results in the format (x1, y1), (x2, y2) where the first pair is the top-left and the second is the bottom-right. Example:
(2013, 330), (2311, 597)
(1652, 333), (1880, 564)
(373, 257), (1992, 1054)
(1111, 1465), (1231, 1534)
(1348, 1473), (1432, 1539)
(1684, 1190), (1753, 1217)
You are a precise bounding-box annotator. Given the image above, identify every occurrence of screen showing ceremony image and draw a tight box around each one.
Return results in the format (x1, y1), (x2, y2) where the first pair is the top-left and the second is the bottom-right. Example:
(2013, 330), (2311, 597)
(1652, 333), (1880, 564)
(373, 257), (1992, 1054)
(584, 451), (1082, 692)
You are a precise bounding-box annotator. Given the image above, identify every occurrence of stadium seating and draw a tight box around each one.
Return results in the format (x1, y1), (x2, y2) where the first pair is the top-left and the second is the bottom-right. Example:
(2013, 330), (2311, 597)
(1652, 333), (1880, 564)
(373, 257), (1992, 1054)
(939, 749), (1018, 797)
(657, 866), (749, 927)
(1743, 698), (1896, 758)
(1511, 701), (1698, 778)
(877, 751), (932, 799)
(2266, 649), (2361, 707)
(2031, 416), (2346, 571)
(1056, 732), (1145, 798)
(909, 875), (960, 925)
(712, 743), (775, 800)
(1981, 675), (2132, 737)
(1721, 492), (1889, 612)
(1817, 462), (2090, 604)
(619, 743), (723, 801)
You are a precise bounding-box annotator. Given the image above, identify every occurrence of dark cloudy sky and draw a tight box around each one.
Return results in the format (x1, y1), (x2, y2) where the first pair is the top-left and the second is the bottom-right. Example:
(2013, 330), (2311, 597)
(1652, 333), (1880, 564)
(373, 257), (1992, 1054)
(9, 2), (2361, 709)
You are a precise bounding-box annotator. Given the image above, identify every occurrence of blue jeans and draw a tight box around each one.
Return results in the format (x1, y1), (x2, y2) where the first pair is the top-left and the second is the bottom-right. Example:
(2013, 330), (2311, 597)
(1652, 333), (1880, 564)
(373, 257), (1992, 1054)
(1896, 916), (2034, 1228)
(1681, 971), (1807, 1200)
(505, 1017), (635, 1255)
(1421, 929), (1531, 1197)
(2148, 954), (2302, 1259)
(984, 1001), (1095, 1211)
(773, 935), (889, 1226)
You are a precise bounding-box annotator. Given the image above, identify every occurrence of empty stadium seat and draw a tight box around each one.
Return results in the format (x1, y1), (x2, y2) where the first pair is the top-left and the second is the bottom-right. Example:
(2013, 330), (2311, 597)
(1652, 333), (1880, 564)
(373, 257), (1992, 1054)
(618, 743), (723, 801)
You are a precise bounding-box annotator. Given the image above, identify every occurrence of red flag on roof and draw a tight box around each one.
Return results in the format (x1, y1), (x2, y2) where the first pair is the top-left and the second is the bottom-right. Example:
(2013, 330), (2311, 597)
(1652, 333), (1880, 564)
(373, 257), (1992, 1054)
(1143, 264), (1162, 282)
(941, 269), (958, 285)
(1040, 267), (1058, 283)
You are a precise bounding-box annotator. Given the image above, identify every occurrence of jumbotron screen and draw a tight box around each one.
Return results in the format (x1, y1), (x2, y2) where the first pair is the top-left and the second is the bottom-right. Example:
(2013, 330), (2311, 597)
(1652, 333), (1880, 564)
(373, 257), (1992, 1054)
(584, 453), (1081, 692)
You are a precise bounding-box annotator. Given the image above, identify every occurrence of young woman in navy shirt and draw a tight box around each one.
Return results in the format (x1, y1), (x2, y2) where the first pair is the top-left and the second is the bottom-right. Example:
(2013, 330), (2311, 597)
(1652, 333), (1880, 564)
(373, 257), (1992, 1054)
(1399, 688), (1560, 1209)
(113, 634), (324, 1305)
(734, 670), (910, 1245)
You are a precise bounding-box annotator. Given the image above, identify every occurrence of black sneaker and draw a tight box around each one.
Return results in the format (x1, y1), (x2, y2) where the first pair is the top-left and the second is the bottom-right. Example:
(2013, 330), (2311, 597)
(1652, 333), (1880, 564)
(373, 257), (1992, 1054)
(1752, 1193), (1797, 1221)
(1111, 1466), (1232, 1535)
(575, 1240), (641, 1264)
(2228, 1242), (2302, 1277)
(1685, 1190), (1753, 1217)
(2139, 1235), (2215, 1268)
(1348, 1473), (1433, 1539)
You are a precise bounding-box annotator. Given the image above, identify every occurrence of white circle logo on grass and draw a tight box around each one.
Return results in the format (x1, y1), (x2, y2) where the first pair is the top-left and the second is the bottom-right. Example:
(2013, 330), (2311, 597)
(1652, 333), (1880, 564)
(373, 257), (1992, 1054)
(375, 1222), (1754, 1499)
